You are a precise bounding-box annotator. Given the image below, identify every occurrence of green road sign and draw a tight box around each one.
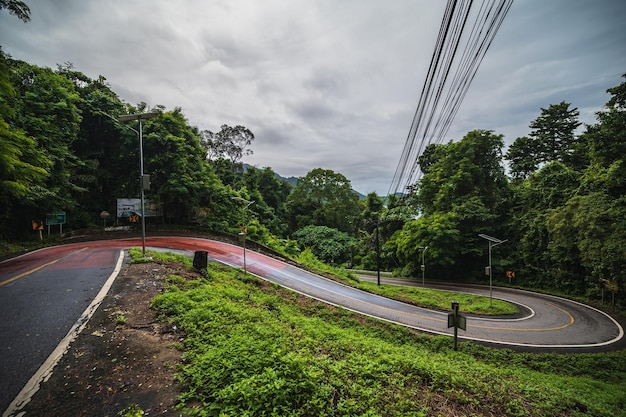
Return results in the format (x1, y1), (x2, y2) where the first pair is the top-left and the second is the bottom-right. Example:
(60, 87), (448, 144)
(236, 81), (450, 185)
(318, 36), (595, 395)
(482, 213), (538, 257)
(46, 211), (66, 225)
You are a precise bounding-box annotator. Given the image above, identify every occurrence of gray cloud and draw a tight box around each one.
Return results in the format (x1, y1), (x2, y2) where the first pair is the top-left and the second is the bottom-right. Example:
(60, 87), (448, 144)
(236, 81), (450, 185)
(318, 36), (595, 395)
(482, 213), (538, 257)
(1, 0), (624, 195)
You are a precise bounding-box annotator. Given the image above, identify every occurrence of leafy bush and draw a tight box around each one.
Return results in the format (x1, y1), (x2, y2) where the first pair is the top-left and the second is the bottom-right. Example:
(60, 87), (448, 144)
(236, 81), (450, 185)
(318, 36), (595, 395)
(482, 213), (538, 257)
(293, 225), (355, 265)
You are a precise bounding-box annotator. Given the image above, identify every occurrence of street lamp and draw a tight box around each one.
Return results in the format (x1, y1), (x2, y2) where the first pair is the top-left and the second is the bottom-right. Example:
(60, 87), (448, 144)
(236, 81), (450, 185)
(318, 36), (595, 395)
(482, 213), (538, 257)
(119, 112), (158, 257)
(478, 233), (508, 306)
(419, 246), (428, 287)
(232, 197), (254, 274)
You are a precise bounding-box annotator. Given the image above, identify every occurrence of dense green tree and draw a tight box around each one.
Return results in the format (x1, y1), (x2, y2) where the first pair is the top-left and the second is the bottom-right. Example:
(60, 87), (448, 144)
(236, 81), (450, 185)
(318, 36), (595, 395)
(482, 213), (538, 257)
(582, 74), (626, 197)
(354, 192), (385, 270)
(56, 65), (132, 227)
(530, 101), (582, 163)
(286, 168), (361, 234)
(377, 194), (416, 271)
(390, 130), (511, 278)
(13, 61), (83, 208)
(209, 157), (238, 188)
(543, 75), (626, 300)
(202, 125), (255, 182)
(240, 166), (291, 236)
(0, 118), (49, 199)
(416, 143), (446, 175)
(505, 136), (542, 180)
(505, 104), (585, 288)
(0, 51), (51, 238)
(359, 192), (385, 241)
(256, 167), (291, 214)
(506, 102), (583, 179)
(389, 211), (461, 277)
(293, 225), (355, 265)
(142, 107), (223, 223)
(355, 192), (414, 271)
(509, 162), (580, 288)
(508, 76), (626, 302)
(417, 130), (509, 215)
(3, 58), (83, 234)
(545, 193), (615, 295)
(0, 0), (30, 22)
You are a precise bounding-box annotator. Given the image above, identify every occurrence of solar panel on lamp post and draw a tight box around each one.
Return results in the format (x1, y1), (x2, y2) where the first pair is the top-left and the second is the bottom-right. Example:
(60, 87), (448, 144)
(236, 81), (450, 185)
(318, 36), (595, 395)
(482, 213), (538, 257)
(118, 112), (158, 257)
(478, 234), (508, 306)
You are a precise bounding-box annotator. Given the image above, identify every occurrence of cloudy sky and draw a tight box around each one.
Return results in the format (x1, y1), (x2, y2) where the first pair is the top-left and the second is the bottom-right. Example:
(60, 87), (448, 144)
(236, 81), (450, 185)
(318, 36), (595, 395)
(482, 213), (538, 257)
(1, 0), (625, 195)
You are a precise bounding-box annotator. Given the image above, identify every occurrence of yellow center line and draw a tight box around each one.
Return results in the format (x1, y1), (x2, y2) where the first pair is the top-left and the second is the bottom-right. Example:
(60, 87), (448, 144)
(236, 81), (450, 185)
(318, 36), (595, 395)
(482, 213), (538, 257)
(0, 247), (89, 288)
(468, 301), (575, 331)
(269, 264), (578, 333)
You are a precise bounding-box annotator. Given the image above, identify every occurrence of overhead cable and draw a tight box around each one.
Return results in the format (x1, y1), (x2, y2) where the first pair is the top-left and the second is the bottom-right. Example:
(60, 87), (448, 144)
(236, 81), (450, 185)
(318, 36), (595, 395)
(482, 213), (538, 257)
(388, 0), (514, 196)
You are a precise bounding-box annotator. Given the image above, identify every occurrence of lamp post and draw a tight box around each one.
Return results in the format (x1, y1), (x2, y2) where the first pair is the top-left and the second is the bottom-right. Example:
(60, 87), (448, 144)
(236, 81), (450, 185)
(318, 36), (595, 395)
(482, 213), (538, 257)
(232, 197), (254, 274)
(478, 234), (508, 306)
(419, 246), (428, 287)
(118, 112), (158, 257)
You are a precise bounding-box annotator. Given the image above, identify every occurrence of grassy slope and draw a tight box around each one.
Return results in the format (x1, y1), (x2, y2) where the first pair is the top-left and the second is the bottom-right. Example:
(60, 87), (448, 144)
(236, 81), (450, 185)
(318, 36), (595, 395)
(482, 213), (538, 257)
(142, 251), (626, 417)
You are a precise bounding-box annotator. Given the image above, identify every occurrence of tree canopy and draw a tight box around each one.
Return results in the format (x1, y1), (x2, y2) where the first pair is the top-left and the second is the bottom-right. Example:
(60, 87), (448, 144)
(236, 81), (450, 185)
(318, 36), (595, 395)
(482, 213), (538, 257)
(1, 49), (624, 307)
(506, 102), (582, 179)
(0, 0), (30, 22)
(286, 168), (362, 234)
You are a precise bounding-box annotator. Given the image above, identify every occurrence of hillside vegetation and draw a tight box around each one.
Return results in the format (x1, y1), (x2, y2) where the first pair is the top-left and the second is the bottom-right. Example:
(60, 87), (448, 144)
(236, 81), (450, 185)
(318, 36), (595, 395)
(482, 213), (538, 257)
(142, 251), (626, 417)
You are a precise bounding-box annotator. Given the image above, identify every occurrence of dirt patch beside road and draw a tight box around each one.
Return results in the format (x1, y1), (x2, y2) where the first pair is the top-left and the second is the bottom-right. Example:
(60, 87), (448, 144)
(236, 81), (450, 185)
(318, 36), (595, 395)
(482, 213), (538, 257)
(17, 260), (197, 417)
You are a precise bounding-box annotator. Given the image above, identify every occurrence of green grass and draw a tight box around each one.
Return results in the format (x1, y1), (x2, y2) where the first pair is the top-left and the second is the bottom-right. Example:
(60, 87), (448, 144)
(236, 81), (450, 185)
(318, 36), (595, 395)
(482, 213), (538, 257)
(128, 247), (193, 268)
(353, 280), (518, 315)
(140, 250), (626, 417)
(0, 238), (60, 258)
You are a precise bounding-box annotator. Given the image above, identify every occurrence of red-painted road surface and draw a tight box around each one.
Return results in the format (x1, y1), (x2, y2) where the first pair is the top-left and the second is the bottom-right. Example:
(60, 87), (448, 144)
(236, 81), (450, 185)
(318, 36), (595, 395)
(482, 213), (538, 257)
(1, 237), (624, 414)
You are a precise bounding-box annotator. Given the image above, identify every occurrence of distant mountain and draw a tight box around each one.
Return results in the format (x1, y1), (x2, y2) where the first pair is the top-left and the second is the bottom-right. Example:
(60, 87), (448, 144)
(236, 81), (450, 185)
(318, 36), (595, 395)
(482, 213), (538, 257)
(353, 189), (366, 200)
(278, 174), (298, 188)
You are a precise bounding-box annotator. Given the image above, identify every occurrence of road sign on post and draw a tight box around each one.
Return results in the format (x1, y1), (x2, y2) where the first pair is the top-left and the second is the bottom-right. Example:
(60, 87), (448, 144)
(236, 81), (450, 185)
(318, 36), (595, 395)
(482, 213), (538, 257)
(32, 220), (44, 240)
(506, 270), (515, 284)
(46, 211), (66, 236)
(448, 300), (467, 350)
(46, 211), (66, 225)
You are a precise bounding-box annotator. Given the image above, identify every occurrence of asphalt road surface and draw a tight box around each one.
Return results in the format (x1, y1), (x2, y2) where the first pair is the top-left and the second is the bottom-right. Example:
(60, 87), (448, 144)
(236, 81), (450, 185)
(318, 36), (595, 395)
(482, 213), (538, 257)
(1, 237), (624, 414)
(0, 244), (124, 415)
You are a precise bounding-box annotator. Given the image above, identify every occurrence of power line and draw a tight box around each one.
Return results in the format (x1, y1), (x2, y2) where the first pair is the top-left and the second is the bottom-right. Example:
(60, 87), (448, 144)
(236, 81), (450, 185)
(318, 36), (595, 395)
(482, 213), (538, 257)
(388, 0), (514, 196)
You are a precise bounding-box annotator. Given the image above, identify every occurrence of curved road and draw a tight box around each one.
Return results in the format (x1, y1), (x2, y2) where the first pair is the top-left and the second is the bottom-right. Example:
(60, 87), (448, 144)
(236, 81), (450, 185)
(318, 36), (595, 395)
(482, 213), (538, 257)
(1, 236), (624, 413)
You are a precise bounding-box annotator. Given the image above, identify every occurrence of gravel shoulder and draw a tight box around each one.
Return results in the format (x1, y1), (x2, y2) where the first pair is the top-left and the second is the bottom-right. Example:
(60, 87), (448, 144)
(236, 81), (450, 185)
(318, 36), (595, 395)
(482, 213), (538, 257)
(18, 260), (195, 417)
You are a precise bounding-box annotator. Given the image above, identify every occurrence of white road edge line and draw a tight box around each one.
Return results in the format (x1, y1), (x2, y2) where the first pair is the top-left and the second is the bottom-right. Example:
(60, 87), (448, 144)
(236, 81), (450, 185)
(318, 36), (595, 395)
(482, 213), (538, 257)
(2, 250), (125, 417)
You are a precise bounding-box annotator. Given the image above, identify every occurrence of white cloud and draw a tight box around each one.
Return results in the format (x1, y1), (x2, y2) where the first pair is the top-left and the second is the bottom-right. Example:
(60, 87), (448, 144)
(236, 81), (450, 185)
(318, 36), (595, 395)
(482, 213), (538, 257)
(1, 0), (624, 195)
